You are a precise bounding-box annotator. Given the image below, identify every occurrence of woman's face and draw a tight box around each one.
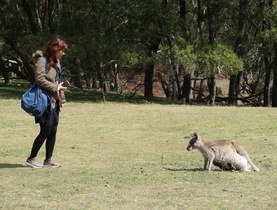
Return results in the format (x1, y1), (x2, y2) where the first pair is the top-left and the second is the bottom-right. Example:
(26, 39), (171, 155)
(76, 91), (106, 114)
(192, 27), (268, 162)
(55, 49), (65, 60)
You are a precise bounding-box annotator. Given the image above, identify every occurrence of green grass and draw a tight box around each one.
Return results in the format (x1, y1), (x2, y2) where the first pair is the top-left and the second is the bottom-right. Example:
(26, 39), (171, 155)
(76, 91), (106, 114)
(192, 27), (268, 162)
(0, 82), (277, 209)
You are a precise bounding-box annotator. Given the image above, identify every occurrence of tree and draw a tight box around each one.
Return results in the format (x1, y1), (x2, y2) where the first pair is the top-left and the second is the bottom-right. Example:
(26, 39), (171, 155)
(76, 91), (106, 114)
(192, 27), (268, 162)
(1, 0), (277, 106)
(113, 0), (179, 98)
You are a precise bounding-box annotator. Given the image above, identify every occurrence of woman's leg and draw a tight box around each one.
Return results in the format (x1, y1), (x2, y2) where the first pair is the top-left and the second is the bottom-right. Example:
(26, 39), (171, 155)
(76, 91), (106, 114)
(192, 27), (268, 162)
(45, 124), (58, 160)
(44, 124), (61, 167)
(29, 123), (52, 159)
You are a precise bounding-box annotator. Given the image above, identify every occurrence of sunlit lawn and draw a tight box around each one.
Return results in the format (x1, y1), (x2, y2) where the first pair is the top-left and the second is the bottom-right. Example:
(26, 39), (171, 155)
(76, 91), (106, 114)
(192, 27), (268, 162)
(0, 89), (277, 209)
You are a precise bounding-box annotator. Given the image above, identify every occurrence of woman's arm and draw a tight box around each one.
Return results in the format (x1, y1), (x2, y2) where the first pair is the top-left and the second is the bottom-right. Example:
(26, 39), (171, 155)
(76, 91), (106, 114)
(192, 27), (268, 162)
(35, 57), (58, 93)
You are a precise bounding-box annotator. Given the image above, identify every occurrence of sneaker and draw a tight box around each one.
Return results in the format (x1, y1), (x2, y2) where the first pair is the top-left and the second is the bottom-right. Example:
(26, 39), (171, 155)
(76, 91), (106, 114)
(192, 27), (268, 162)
(43, 159), (61, 168)
(25, 157), (43, 169)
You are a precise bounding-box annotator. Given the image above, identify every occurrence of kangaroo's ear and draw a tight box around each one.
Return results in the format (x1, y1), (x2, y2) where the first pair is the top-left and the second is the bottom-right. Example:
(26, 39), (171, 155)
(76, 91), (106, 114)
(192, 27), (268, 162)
(191, 132), (198, 138)
(193, 132), (202, 140)
(197, 133), (201, 140)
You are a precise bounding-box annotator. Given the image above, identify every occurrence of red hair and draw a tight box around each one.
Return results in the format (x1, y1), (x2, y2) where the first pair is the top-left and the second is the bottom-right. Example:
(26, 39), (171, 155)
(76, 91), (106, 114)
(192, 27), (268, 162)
(43, 36), (68, 69)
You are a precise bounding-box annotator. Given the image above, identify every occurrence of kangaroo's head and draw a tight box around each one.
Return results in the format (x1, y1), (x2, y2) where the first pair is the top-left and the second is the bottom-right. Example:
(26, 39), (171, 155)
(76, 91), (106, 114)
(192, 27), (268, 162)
(186, 132), (202, 151)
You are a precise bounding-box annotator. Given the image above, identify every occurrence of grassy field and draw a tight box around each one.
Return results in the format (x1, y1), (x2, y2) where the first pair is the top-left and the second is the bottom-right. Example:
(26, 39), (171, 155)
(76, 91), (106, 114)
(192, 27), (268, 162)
(0, 84), (277, 210)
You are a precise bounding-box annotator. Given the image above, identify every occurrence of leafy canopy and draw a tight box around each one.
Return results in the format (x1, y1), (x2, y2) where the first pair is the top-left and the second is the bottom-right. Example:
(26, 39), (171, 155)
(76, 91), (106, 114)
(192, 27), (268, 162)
(196, 44), (243, 76)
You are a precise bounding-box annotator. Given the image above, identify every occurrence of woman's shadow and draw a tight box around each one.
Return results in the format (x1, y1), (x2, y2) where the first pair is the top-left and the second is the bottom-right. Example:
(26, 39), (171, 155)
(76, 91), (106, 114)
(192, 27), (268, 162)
(0, 163), (26, 169)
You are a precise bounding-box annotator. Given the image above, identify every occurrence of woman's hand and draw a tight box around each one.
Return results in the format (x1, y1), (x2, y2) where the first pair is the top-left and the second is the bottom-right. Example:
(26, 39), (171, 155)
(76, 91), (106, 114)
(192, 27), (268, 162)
(56, 82), (67, 99)
(58, 82), (67, 92)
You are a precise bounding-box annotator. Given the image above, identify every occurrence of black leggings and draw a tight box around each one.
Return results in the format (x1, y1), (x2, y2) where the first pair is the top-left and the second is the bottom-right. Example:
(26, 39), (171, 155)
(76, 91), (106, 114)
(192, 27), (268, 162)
(29, 123), (58, 160)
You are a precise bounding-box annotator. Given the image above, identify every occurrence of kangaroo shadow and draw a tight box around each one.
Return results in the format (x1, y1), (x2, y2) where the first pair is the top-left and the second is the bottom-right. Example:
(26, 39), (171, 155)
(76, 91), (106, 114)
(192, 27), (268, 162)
(163, 166), (205, 172)
(163, 165), (232, 172)
(0, 163), (26, 169)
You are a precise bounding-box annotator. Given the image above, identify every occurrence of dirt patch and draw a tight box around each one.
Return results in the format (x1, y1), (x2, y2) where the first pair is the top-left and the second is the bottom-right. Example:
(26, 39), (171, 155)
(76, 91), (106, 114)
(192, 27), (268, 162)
(118, 70), (230, 98)
(118, 70), (165, 97)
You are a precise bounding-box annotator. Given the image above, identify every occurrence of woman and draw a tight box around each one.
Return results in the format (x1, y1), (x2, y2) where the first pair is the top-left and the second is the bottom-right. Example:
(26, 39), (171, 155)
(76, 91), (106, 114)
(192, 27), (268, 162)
(25, 36), (68, 168)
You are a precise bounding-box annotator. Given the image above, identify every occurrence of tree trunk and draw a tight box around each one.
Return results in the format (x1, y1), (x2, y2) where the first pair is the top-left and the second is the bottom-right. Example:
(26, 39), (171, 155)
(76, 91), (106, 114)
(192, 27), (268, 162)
(144, 62), (154, 98)
(20, 0), (39, 34)
(179, 0), (189, 40)
(233, 71), (243, 105)
(47, 0), (55, 33)
(208, 74), (216, 105)
(0, 61), (11, 85)
(235, 71), (242, 97)
(3, 71), (11, 85)
(234, 0), (248, 56)
(264, 55), (272, 107)
(182, 74), (191, 104)
(179, 0), (187, 20)
(92, 76), (97, 88)
(169, 61), (179, 100)
(197, 79), (204, 100)
(206, 1), (215, 44)
(228, 74), (237, 106)
(113, 62), (119, 92)
(71, 58), (83, 89)
(144, 42), (160, 98)
(197, 0), (203, 38)
(272, 71), (277, 107)
(271, 41), (277, 107)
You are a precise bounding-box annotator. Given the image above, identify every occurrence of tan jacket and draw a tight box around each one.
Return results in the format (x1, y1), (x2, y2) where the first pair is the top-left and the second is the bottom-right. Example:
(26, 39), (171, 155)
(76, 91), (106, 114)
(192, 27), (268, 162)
(34, 51), (66, 109)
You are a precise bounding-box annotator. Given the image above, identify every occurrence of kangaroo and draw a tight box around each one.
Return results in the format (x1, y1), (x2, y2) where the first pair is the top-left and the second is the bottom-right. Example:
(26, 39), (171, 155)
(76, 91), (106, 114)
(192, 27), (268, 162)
(186, 132), (259, 172)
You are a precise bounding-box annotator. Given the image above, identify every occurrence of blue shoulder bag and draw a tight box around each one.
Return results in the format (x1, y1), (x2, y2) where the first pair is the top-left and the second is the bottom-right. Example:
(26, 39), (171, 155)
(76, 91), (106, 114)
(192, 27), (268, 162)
(21, 57), (51, 118)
